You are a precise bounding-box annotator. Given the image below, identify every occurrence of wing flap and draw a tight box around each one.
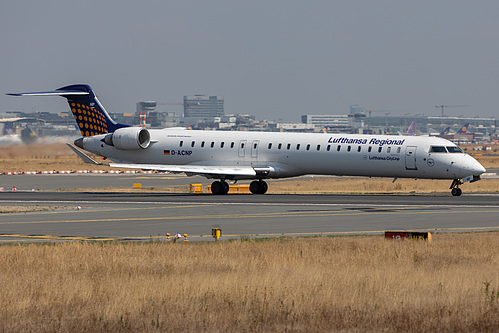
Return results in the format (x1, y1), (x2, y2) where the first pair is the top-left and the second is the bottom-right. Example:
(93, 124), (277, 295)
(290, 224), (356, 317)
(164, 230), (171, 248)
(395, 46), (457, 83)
(108, 162), (257, 176)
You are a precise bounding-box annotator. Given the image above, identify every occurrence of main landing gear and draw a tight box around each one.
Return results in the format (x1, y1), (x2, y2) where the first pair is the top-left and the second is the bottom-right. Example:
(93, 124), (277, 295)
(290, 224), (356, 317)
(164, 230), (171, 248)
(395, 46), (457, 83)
(210, 180), (230, 195)
(249, 180), (268, 194)
(209, 180), (268, 195)
(450, 179), (463, 196)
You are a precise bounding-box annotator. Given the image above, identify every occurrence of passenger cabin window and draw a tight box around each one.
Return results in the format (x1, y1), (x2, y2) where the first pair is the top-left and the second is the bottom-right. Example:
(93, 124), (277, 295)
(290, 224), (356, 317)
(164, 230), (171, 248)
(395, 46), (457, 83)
(357, 146), (361, 152)
(447, 146), (463, 153)
(268, 143), (272, 149)
(211, 142), (215, 148)
(296, 144), (301, 150)
(337, 145), (341, 151)
(201, 141), (205, 148)
(287, 143), (291, 150)
(191, 141), (195, 148)
(397, 147), (401, 153)
(429, 146), (447, 153)
(306, 144), (311, 151)
(347, 146), (351, 152)
(179, 141), (183, 147)
(317, 145), (321, 151)
(368, 146), (372, 153)
(378, 147), (382, 153)
(220, 142), (225, 148)
(387, 147), (391, 153)
(230, 142), (235, 148)
(327, 145), (331, 151)
(278, 143), (282, 150)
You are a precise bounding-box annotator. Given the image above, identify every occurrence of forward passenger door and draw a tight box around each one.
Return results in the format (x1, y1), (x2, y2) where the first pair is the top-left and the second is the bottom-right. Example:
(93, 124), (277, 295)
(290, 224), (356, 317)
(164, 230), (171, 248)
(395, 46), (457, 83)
(405, 146), (417, 170)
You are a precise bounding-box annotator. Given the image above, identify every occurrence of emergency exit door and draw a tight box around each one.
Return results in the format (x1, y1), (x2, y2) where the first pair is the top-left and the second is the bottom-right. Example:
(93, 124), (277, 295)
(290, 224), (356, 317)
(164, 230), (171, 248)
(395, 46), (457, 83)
(251, 140), (259, 158)
(238, 140), (246, 157)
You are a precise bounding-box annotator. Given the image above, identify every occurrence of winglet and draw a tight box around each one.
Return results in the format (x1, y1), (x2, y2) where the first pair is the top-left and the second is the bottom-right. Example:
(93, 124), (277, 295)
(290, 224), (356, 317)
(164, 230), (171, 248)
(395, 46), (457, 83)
(66, 143), (109, 165)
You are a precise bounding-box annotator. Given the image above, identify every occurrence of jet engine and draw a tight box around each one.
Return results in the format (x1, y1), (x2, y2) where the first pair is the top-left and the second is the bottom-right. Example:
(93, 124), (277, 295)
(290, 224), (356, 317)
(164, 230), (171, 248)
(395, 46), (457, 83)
(103, 127), (150, 150)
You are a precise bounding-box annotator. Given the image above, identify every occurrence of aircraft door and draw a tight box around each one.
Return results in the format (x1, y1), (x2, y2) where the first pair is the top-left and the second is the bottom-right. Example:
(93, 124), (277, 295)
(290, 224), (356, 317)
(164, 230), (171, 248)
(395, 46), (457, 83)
(251, 140), (259, 158)
(239, 140), (246, 157)
(405, 146), (417, 170)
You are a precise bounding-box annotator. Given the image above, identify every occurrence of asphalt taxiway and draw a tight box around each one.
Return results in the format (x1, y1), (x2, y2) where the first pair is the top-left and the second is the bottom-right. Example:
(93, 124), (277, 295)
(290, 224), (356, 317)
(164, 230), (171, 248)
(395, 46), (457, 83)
(0, 174), (498, 242)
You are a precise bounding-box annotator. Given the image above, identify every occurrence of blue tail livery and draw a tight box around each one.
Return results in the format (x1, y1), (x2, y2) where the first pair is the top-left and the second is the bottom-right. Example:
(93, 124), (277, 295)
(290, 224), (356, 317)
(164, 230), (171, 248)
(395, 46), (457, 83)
(7, 84), (128, 136)
(457, 123), (470, 134)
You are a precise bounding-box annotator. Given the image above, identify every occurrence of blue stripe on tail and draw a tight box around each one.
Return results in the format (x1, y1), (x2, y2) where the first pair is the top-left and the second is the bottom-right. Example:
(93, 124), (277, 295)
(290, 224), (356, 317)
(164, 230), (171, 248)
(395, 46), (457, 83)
(56, 84), (128, 136)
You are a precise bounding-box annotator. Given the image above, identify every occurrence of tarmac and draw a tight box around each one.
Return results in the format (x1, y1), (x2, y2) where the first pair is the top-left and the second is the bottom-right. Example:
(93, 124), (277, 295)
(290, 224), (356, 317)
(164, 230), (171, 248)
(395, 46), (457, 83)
(0, 173), (498, 242)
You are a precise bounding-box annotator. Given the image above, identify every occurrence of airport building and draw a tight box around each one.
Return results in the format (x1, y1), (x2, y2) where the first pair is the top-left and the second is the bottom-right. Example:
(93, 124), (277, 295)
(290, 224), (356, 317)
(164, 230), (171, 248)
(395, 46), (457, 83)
(183, 95), (224, 119)
(135, 101), (159, 127)
(3, 98), (497, 144)
(301, 115), (350, 132)
(299, 105), (496, 142)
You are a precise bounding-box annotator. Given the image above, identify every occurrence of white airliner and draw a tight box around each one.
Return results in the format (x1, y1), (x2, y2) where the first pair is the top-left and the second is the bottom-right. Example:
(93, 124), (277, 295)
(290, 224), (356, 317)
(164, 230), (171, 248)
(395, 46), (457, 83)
(8, 84), (486, 196)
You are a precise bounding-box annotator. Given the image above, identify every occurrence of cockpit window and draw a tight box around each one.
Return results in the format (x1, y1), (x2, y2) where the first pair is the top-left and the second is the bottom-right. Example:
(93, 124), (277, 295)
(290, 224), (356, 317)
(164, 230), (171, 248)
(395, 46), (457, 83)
(429, 146), (447, 153)
(446, 146), (463, 153)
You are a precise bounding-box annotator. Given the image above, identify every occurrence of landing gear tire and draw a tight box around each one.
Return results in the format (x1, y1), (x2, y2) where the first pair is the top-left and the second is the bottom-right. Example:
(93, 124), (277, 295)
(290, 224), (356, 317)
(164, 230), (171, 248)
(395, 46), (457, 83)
(450, 179), (463, 196)
(249, 180), (268, 194)
(211, 181), (229, 195)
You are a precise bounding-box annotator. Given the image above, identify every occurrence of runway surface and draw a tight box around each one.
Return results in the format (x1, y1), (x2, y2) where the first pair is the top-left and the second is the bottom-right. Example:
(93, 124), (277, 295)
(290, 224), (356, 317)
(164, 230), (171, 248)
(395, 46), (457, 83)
(0, 174), (498, 242)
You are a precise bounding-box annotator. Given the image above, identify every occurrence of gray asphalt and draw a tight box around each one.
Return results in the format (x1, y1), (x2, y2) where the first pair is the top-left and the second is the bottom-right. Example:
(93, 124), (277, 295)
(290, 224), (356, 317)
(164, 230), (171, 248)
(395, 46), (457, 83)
(0, 174), (498, 242)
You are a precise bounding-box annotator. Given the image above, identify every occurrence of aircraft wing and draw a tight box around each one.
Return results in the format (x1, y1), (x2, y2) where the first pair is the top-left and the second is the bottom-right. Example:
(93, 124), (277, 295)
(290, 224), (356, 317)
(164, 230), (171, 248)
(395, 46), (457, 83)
(108, 163), (257, 177)
(66, 143), (258, 177)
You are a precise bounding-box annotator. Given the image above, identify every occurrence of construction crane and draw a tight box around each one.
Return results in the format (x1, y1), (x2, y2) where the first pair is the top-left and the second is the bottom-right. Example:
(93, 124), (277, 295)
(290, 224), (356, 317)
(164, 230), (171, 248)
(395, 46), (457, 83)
(435, 105), (471, 117)
(157, 102), (200, 117)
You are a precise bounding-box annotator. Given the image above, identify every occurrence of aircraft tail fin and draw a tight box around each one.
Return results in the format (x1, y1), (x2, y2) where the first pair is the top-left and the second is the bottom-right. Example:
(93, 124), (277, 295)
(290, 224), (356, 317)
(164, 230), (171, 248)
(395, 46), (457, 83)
(439, 127), (451, 135)
(406, 121), (415, 136)
(7, 84), (129, 136)
(457, 123), (470, 134)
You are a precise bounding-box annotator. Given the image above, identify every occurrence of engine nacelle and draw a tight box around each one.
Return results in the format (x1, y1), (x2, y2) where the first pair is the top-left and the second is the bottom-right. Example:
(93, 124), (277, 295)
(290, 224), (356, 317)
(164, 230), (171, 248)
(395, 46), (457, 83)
(105, 127), (151, 150)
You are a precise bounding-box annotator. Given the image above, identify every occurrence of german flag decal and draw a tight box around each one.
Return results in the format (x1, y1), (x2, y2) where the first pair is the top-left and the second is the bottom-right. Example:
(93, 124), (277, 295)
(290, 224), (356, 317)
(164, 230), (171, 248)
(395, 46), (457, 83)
(164, 150), (170, 155)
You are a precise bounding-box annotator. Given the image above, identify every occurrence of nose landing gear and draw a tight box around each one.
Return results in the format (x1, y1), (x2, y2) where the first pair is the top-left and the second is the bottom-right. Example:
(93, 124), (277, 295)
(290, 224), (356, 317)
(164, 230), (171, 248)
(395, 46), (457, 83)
(450, 179), (463, 196)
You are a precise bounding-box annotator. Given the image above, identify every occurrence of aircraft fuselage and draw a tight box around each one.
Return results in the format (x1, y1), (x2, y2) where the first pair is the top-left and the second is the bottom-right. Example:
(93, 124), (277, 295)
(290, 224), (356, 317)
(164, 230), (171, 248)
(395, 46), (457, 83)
(79, 129), (485, 181)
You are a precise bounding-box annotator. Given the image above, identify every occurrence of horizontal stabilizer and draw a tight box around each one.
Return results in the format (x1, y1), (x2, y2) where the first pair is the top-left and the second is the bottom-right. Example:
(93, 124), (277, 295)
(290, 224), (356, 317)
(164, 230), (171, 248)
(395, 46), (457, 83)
(66, 144), (108, 165)
(7, 90), (89, 97)
(8, 84), (129, 136)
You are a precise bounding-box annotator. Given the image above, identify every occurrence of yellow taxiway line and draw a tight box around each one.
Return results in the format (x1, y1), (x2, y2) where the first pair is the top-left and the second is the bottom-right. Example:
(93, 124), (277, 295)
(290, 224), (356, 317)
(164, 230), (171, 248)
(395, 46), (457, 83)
(1, 226), (499, 242)
(1, 207), (499, 226)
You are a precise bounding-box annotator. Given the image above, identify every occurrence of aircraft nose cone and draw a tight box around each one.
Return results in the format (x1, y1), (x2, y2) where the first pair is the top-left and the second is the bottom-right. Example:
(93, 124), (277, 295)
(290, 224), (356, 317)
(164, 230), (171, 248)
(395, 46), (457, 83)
(472, 161), (486, 175)
(454, 156), (486, 177)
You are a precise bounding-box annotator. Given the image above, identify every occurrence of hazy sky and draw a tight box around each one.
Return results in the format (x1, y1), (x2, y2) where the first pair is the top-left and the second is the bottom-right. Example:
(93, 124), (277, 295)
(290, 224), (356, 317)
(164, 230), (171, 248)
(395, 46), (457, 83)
(1, 1), (498, 122)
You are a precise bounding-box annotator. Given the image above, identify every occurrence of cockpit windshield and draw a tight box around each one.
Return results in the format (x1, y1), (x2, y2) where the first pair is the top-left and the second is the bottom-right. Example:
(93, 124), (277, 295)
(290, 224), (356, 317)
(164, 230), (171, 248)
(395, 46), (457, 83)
(446, 146), (464, 153)
(429, 146), (464, 153)
(429, 146), (447, 153)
